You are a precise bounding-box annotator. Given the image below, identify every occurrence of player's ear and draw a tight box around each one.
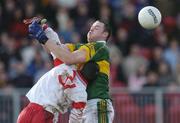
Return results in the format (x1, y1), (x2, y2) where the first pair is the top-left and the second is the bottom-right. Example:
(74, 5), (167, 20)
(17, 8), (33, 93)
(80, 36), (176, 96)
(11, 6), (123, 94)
(103, 32), (108, 39)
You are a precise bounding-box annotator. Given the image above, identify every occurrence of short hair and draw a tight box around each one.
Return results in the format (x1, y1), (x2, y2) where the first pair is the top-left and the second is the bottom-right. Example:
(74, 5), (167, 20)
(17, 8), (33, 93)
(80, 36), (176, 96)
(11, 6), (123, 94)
(98, 20), (111, 41)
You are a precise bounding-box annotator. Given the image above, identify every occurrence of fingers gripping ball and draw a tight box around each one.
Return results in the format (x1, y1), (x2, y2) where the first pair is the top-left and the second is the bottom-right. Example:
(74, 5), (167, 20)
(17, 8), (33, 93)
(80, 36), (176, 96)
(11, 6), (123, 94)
(28, 21), (48, 44)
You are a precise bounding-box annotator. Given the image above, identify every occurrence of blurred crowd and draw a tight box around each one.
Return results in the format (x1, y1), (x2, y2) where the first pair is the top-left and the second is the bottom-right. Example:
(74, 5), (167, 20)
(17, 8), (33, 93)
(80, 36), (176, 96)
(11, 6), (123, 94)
(0, 0), (180, 92)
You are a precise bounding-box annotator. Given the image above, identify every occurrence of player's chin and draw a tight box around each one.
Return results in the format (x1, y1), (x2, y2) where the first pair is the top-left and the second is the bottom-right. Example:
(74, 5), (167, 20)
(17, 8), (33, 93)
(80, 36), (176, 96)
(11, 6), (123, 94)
(87, 38), (93, 42)
(87, 34), (94, 42)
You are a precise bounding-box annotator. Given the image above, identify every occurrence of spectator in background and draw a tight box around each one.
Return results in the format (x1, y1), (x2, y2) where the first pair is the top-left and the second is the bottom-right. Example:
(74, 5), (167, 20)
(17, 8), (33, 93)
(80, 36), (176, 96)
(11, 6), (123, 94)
(58, 18), (78, 43)
(119, 1), (139, 46)
(175, 13), (180, 40)
(122, 2), (136, 23)
(109, 44), (127, 87)
(149, 46), (164, 71)
(128, 63), (147, 92)
(155, 0), (174, 16)
(163, 38), (180, 72)
(1, 33), (22, 73)
(3, 0), (15, 31)
(56, 7), (79, 43)
(114, 27), (129, 56)
(9, 7), (27, 38)
(0, 33), (11, 70)
(143, 71), (160, 88)
(24, 0), (36, 19)
(56, 7), (69, 32)
(158, 61), (174, 87)
(123, 44), (148, 77)
(10, 60), (33, 88)
(99, 3), (112, 23)
(26, 49), (47, 79)
(71, 32), (81, 43)
(20, 39), (37, 66)
(139, 71), (160, 106)
(174, 63), (180, 85)
(34, 59), (53, 82)
(42, 0), (58, 29)
(154, 25), (168, 48)
(109, 0), (124, 26)
(57, 0), (77, 8)
(74, 2), (89, 34)
(0, 61), (8, 88)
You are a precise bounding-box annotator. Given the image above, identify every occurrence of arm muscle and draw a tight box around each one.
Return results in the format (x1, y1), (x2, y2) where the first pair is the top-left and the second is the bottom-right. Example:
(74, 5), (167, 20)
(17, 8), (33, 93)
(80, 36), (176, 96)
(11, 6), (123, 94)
(45, 40), (87, 64)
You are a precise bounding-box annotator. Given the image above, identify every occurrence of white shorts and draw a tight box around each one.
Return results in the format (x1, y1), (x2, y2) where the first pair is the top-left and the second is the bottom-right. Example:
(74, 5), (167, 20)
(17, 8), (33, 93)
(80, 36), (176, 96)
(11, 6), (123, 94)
(82, 99), (114, 123)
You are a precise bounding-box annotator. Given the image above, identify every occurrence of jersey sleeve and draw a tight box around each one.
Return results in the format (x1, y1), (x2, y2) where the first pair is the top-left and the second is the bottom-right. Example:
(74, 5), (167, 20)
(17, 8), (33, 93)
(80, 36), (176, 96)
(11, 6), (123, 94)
(66, 43), (76, 52)
(66, 43), (92, 62)
(78, 45), (91, 62)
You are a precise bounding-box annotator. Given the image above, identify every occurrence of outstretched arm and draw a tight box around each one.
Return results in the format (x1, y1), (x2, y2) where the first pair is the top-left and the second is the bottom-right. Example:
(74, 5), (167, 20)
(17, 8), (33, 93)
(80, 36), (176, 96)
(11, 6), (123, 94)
(44, 41), (87, 65)
(29, 21), (88, 65)
(43, 25), (61, 59)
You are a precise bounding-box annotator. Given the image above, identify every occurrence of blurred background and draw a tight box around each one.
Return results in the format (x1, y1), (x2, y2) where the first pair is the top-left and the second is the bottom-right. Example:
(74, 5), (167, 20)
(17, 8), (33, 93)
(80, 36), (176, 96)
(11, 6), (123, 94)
(0, 0), (180, 123)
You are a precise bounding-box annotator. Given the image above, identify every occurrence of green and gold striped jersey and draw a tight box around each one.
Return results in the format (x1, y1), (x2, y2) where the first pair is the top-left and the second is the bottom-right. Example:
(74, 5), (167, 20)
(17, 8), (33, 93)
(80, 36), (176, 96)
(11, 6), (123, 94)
(67, 41), (110, 100)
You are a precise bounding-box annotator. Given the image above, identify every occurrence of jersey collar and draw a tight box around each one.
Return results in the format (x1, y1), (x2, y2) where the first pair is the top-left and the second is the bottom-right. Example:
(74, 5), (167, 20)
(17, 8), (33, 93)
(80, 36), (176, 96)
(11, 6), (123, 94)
(96, 40), (106, 43)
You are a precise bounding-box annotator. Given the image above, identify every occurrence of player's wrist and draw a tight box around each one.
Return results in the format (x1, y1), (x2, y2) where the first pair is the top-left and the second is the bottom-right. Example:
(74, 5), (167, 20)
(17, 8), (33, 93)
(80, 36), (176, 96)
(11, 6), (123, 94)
(37, 31), (48, 44)
(28, 21), (49, 45)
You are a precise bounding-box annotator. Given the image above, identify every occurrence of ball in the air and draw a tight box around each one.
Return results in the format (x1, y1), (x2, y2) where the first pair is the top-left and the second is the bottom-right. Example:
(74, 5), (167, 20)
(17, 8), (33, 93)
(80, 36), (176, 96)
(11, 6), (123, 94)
(138, 6), (162, 29)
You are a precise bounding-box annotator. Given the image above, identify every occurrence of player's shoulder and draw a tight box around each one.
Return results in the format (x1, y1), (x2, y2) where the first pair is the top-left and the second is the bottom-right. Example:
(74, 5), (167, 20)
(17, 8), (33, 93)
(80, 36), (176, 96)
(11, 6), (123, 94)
(85, 41), (107, 48)
(66, 43), (83, 51)
(77, 41), (109, 53)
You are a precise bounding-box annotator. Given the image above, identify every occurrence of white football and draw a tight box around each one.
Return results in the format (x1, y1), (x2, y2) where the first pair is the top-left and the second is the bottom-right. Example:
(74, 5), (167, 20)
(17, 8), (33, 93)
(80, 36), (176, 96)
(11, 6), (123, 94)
(138, 6), (162, 29)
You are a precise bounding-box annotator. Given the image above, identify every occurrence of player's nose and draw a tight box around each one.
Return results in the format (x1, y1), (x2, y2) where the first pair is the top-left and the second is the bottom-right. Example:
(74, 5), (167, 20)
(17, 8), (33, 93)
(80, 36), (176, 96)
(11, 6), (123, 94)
(89, 28), (94, 32)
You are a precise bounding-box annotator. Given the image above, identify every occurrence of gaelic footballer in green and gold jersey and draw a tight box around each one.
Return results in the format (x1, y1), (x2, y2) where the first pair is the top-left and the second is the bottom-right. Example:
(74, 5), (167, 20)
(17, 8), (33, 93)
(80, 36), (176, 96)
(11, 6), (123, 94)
(67, 41), (110, 100)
